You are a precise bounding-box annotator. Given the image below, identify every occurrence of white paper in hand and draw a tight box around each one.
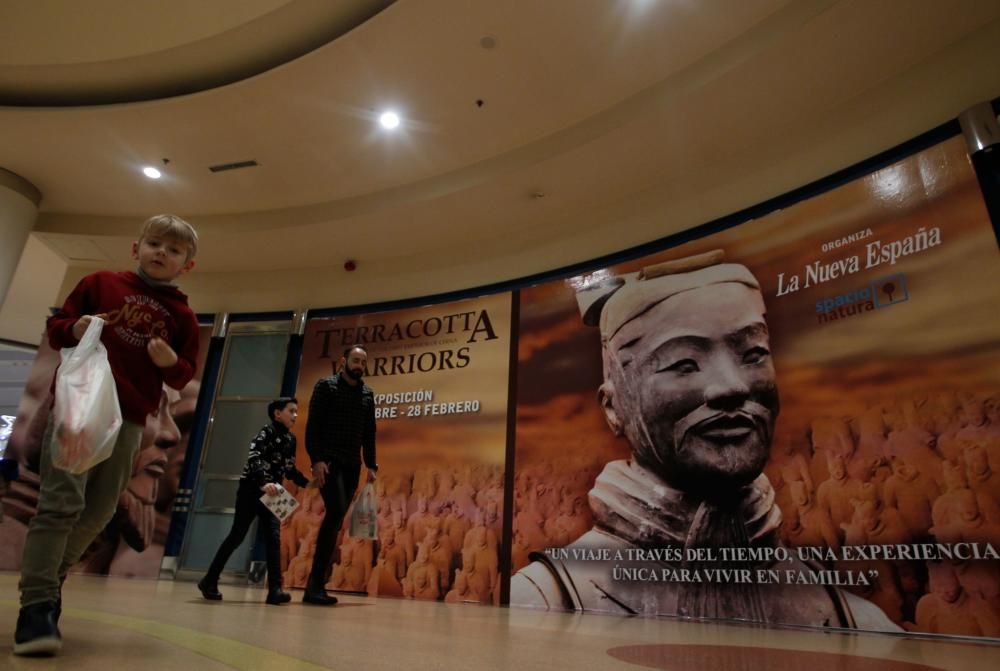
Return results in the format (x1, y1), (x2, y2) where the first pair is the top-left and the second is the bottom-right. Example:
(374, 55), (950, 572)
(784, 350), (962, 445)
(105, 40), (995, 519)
(259, 484), (299, 522)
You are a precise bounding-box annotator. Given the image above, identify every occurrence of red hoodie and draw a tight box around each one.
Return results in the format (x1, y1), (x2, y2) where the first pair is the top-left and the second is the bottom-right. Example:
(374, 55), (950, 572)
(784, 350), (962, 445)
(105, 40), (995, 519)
(47, 270), (200, 424)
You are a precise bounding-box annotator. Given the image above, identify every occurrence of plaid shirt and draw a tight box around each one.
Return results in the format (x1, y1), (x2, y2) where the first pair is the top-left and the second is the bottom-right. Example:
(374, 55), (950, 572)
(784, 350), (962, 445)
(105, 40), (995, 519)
(241, 421), (309, 488)
(305, 373), (377, 470)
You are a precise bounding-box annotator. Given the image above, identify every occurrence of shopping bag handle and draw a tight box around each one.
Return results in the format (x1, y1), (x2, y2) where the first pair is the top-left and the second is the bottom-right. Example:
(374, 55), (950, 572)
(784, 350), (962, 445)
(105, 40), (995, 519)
(77, 316), (105, 351)
(62, 317), (106, 372)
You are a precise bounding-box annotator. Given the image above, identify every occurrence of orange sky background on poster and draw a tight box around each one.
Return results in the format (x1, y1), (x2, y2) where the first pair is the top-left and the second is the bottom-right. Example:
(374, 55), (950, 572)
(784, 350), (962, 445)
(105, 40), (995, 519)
(516, 136), (1000, 463)
(292, 293), (512, 473)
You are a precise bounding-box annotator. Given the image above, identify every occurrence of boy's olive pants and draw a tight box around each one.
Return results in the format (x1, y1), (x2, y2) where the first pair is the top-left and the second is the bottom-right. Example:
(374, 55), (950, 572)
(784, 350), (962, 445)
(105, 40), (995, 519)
(19, 417), (143, 607)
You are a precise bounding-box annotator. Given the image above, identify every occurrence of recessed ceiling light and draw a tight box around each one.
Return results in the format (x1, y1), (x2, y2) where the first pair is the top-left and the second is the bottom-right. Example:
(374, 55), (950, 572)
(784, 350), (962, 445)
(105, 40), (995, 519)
(142, 166), (162, 179)
(379, 111), (400, 130)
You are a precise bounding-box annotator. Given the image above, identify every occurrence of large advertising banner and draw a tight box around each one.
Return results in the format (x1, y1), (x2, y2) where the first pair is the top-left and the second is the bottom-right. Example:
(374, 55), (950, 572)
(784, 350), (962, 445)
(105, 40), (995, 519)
(510, 136), (1000, 638)
(0, 324), (213, 578)
(283, 293), (511, 604)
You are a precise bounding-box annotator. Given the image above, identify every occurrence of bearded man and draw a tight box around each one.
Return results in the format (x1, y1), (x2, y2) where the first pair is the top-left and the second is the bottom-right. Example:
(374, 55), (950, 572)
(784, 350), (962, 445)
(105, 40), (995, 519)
(302, 345), (378, 605)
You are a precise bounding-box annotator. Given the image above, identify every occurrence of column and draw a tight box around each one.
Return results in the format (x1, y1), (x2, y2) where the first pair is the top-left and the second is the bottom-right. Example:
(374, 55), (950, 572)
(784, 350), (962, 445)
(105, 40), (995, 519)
(0, 168), (42, 310)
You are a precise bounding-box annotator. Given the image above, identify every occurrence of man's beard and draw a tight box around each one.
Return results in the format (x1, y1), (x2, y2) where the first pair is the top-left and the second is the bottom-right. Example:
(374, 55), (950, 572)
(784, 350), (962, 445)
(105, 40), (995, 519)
(117, 481), (158, 551)
(343, 366), (364, 381)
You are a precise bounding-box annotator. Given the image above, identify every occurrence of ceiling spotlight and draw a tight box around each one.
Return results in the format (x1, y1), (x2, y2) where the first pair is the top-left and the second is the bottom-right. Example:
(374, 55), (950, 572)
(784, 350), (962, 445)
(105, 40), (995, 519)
(142, 166), (162, 179)
(379, 111), (401, 130)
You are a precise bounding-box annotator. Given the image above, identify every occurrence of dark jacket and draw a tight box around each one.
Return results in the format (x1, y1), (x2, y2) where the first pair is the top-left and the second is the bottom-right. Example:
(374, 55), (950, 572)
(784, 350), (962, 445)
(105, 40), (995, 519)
(242, 420), (309, 488)
(305, 373), (377, 470)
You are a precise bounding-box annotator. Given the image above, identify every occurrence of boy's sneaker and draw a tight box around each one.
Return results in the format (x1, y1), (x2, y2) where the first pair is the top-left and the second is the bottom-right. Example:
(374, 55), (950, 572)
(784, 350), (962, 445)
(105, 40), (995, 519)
(13, 602), (62, 656)
(247, 561), (267, 584)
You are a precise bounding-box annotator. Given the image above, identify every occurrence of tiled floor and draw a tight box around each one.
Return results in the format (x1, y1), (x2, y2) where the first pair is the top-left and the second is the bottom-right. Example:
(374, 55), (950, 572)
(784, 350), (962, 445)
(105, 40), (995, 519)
(1, 572), (997, 670)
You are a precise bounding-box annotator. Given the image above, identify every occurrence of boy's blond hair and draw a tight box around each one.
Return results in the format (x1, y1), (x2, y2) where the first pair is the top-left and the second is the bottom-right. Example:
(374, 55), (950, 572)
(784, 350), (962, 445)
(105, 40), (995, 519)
(140, 214), (198, 261)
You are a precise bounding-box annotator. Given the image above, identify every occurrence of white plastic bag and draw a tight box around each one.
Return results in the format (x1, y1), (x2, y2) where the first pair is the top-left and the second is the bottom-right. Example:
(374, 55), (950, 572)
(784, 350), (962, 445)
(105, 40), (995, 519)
(348, 483), (378, 540)
(51, 317), (123, 473)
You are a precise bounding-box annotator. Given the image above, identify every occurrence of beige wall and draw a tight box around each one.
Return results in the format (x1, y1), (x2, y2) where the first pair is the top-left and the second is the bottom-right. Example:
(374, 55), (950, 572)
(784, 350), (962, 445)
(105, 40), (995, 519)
(56, 255), (507, 316)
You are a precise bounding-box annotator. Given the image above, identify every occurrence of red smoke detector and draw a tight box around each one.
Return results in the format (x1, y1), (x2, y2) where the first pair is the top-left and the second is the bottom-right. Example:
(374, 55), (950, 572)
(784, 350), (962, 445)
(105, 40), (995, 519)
(344, 259), (357, 272)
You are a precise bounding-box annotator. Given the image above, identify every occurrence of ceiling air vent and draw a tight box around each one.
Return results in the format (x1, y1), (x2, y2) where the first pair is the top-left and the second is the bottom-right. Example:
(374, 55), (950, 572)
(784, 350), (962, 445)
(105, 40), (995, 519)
(208, 160), (258, 173)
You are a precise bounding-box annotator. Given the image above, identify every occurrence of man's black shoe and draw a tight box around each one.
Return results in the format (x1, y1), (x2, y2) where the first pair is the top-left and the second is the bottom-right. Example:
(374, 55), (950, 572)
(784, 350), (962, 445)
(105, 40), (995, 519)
(302, 588), (338, 606)
(197, 577), (223, 601)
(13, 602), (62, 656)
(266, 588), (292, 605)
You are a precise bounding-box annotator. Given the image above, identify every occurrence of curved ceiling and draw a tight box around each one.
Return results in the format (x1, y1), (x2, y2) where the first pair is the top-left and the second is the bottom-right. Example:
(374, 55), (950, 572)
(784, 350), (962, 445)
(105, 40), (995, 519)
(0, 0), (393, 105)
(1, 0), (999, 311)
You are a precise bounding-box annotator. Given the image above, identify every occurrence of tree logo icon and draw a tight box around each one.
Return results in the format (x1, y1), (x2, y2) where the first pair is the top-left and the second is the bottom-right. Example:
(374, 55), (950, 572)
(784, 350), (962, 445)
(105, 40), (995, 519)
(873, 274), (908, 308)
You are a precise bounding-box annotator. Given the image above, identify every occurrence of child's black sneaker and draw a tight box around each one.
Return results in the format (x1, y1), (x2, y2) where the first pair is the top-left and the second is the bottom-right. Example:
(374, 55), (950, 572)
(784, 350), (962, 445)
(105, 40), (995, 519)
(13, 601), (62, 656)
